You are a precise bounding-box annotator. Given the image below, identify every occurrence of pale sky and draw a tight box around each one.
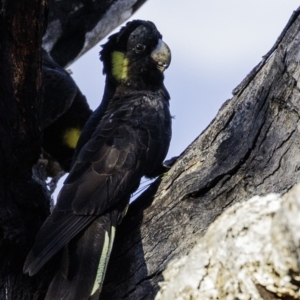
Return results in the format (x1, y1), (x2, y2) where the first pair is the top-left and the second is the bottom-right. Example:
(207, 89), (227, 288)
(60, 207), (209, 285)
(71, 1), (300, 158)
(54, 1), (300, 199)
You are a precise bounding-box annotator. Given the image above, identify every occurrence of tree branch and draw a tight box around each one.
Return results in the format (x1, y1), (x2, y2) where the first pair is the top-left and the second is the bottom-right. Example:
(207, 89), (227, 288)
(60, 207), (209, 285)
(45, 0), (148, 67)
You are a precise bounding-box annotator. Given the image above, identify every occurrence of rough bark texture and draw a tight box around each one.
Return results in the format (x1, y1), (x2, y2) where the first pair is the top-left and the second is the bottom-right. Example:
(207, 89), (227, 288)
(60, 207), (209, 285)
(0, 0), (50, 298)
(155, 184), (300, 300)
(100, 7), (300, 300)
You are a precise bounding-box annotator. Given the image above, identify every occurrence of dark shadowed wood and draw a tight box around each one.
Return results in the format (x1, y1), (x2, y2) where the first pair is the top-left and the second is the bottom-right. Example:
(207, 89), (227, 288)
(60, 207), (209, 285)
(45, 0), (148, 67)
(0, 0), (50, 298)
(101, 7), (300, 299)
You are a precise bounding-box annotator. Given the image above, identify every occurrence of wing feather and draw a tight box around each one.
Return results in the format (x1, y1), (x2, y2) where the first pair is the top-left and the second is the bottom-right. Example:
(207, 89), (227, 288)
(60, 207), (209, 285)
(24, 212), (96, 275)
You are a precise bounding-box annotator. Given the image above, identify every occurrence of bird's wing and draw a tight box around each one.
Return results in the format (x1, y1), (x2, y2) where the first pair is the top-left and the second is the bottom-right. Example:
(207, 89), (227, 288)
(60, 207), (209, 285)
(44, 212), (118, 300)
(24, 209), (96, 275)
(62, 97), (150, 216)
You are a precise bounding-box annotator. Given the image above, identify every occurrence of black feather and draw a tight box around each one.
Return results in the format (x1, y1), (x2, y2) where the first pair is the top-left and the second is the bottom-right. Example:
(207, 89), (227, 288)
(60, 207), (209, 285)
(42, 50), (92, 172)
(44, 212), (118, 300)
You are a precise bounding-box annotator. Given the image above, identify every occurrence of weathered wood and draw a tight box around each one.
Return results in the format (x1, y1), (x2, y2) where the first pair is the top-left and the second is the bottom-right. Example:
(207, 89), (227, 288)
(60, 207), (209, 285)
(0, 0), (50, 298)
(155, 185), (300, 299)
(101, 7), (300, 299)
(44, 0), (148, 67)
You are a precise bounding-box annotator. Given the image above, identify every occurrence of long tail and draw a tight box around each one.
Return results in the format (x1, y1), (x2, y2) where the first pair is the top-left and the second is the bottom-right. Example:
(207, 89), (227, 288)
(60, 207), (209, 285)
(45, 212), (117, 300)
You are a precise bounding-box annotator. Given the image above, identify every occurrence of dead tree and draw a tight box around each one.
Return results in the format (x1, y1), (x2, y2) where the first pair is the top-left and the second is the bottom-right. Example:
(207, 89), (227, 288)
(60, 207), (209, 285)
(1, 0), (300, 299)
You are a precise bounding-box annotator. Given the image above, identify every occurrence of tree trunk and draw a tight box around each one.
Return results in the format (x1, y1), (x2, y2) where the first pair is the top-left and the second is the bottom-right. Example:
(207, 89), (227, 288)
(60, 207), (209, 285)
(100, 7), (300, 300)
(0, 0), (51, 298)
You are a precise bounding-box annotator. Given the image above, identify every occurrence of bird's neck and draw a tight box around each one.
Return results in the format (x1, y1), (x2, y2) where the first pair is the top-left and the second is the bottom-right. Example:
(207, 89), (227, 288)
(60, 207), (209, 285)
(107, 73), (165, 93)
(104, 73), (170, 101)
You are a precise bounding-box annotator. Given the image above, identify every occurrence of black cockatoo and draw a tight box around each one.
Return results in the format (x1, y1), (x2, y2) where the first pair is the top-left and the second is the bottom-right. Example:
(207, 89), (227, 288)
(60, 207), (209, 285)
(24, 20), (172, 299)
(42, 50), (92, 173)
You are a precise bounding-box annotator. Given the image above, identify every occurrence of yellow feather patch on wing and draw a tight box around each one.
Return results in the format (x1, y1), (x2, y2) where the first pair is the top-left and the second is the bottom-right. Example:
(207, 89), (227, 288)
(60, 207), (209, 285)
(111, 51), (128, 81)
(63, 128), (81, 149)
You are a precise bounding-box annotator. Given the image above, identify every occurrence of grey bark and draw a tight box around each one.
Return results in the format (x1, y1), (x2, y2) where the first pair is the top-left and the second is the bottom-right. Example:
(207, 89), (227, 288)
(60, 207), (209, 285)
(100, 7), (300, 300)
(155, 184), (300, 300)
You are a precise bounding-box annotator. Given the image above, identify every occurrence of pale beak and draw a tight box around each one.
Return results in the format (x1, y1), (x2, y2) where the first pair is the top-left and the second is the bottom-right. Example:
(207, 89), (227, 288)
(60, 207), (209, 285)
(150, 39), (171, 72)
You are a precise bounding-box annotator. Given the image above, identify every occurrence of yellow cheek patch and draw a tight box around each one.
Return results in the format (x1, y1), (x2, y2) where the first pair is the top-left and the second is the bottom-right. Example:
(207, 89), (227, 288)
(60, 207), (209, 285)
(63, 128), (81, 149)
(111, 51), (128, 81)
